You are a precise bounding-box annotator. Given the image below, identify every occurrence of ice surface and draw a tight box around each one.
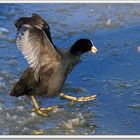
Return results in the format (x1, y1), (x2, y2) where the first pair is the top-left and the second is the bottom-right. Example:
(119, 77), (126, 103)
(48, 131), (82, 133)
(0, 3), (140, 135)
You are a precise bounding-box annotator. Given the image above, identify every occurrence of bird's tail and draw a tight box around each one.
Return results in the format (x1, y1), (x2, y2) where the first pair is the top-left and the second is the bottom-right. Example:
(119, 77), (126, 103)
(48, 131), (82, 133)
(10, 80), (27, 97)
(10, 68), (36, 97)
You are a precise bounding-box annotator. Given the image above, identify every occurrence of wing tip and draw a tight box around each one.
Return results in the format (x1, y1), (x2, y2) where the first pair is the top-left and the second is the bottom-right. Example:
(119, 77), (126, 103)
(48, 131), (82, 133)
(15, 13), (43, 29)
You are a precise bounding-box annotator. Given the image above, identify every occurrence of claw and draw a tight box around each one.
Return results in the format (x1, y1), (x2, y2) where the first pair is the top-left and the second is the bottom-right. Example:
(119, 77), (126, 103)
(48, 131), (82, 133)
(31, 96), (61, 117)
(46, 105), (60, 111)
(37, 108), (49, 117)
(31, 105), (61, 117)
(31, 108), (49, 117)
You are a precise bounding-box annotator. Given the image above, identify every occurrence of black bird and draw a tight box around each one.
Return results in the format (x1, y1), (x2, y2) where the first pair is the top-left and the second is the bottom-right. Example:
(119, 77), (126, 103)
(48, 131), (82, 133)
(10, 14), (97, 116)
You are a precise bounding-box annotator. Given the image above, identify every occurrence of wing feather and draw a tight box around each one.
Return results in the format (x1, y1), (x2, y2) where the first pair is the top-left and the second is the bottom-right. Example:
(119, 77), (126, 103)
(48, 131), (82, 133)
(16, 24), (61, 81)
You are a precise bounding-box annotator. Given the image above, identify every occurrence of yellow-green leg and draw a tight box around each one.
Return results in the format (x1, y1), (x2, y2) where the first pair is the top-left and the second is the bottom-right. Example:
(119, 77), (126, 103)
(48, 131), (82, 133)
(30, 96), (60, 117)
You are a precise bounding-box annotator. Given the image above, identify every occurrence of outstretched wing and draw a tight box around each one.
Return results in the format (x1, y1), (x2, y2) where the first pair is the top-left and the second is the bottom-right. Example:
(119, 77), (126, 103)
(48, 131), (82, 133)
(15, 15), (61, 81)
(15, 13), (53, 43)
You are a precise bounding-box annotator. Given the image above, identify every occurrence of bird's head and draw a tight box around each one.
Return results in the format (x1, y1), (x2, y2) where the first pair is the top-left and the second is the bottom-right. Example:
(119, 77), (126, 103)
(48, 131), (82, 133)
(70, 39), (97, 56)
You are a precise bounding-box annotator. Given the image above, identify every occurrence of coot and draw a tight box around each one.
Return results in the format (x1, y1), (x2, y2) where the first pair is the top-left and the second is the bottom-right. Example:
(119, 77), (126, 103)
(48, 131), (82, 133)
(10, 14), (97, 116)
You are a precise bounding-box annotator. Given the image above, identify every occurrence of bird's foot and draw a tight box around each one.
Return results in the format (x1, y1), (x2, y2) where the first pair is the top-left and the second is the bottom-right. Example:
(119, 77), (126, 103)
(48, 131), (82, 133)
(31, 108), (49, 117)
(31, 105), (60, 117)
(59, 93), (96, 102)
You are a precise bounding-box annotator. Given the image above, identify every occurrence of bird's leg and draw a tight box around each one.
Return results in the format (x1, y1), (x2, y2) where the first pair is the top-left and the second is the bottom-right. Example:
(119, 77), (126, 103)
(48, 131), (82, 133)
(30, 96), (60, 117)
(59, 93), (96, 102)
(31, 96), (48, 117)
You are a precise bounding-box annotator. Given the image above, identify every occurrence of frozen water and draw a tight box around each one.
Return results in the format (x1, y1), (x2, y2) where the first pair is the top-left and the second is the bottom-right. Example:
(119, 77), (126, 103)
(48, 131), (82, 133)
(0, 3), (140, 135)
(0, 27), (8, 33)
